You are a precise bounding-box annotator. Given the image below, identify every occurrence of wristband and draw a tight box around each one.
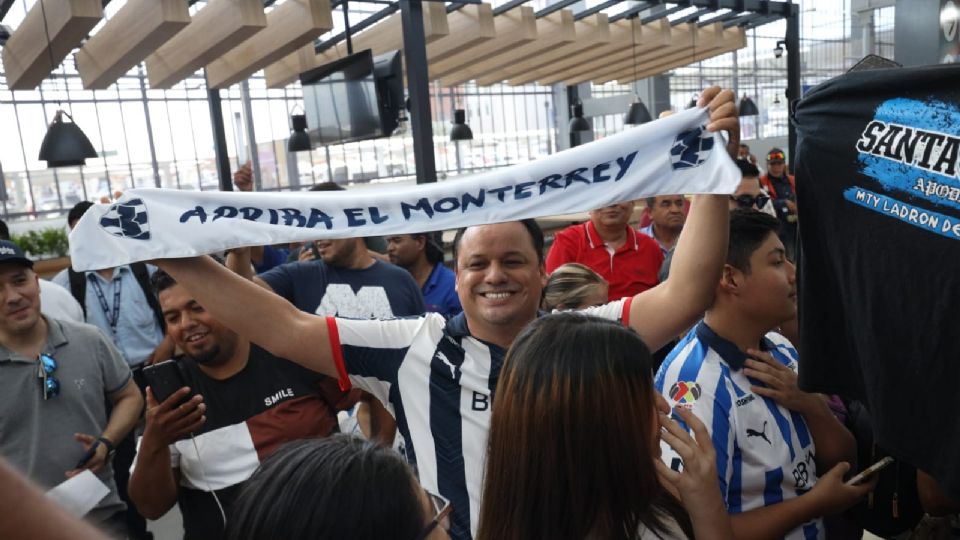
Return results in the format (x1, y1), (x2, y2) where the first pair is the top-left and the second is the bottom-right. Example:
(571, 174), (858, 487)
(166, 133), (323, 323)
(97, 436), (116, 459)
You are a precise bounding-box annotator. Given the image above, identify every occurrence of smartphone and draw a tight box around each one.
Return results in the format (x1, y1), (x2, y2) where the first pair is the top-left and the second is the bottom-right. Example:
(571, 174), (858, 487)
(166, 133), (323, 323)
(310, 241), (321, 259)
(846, 456), (895, 486)
(142, 360), (191, 405)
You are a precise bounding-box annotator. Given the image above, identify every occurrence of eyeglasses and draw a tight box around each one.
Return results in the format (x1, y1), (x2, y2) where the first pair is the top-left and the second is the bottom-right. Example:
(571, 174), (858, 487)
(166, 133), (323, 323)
(416, 492), (452, 540)
(730, 194), (770, 210)
(37, 354), (60, 400)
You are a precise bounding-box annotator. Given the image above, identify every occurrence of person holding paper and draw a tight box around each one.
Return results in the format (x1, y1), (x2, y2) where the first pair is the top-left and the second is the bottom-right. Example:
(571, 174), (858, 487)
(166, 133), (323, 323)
(0, 240), (142, 535)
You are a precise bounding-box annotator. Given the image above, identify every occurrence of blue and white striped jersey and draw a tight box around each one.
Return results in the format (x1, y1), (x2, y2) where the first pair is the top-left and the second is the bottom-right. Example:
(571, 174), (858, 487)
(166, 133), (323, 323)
(655, 321), (823, 540)
(326, 300), (631, 540)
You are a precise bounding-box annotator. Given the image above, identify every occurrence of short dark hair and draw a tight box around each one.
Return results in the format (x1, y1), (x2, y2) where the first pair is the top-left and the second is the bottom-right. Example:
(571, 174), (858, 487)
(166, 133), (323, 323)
(421, 232), (445, 265)
(452, 219), (544, 266)
(727, 209), (780, 273)
(736, 160), (760, 178)
(68, 201), (94, 226)
(0, 219), (9, 241)
(309, 182), (345, 192)
(645, 197), (657, 208)
(225, 435), (427, 540)
(740, 143), (749, 149)
(150, 267), (177, 296)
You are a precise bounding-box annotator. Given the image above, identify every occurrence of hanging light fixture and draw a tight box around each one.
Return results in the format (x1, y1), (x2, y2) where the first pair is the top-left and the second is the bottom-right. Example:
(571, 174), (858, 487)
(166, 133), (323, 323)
(287, 113), (311, 152)
(738, 95), (759, 116)
(449, 109), (473, 141)
(686, 96), (699, 109)
(624, 17), (652, 125)
(568, 100), (591, 132)
(36, 0), (97, 168)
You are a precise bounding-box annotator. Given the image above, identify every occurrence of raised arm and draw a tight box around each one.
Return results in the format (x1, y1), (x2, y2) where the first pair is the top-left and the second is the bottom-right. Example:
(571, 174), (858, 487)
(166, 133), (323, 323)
(627, 87), (737, 351)
(156, 256), (338, 378)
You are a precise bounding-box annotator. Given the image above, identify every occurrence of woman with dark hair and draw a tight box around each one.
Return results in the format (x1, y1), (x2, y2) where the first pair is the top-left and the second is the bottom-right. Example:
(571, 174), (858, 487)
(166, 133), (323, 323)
(225, 435), (451, 540)
(477, 313), (731, 540)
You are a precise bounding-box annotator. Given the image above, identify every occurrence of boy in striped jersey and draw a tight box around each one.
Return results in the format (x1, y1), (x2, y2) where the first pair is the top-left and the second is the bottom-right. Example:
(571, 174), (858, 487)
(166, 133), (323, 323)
(655, 210), (874, 540)
(155, 86), (740, 539)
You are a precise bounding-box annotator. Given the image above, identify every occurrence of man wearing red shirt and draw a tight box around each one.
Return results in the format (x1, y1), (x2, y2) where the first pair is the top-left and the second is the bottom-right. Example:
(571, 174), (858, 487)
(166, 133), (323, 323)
(546, 201), (664, 302)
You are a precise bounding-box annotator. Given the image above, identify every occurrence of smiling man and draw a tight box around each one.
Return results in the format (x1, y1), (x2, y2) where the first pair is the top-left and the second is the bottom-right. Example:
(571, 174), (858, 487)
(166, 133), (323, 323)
(154, 86), (740, 539)
(128, 269), (355, 540)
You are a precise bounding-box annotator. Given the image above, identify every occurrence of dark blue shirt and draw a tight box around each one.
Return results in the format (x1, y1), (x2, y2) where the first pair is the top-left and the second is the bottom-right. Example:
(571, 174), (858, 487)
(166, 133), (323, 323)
(422, 263), (461, 317)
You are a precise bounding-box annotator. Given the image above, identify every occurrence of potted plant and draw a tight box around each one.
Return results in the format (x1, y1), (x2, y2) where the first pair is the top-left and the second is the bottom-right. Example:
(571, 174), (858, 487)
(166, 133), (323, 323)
(11, 228), (71, 277)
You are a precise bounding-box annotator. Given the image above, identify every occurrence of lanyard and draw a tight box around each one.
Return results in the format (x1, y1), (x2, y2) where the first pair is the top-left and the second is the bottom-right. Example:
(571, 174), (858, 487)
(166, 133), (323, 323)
(88, 273), (122, 335)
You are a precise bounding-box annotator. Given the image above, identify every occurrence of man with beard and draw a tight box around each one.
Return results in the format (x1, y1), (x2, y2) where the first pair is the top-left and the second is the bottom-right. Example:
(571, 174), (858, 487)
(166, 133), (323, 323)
(546, 200), (664, 302)
(128, 269), (353, 540)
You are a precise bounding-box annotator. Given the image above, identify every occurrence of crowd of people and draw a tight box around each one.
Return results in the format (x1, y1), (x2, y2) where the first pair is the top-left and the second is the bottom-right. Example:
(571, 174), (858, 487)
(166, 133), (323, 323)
(1, 86), (957, 540)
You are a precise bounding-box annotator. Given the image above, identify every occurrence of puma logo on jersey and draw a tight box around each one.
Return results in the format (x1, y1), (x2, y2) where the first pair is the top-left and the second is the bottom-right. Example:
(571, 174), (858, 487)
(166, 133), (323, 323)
(746, 421), (772, 445)
(436, 351), (457, 379)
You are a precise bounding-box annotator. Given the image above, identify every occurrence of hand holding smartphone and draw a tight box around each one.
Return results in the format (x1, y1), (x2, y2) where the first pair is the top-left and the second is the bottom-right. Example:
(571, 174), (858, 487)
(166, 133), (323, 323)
(846, 456), (894, 486)
(143, 360), (193, 406)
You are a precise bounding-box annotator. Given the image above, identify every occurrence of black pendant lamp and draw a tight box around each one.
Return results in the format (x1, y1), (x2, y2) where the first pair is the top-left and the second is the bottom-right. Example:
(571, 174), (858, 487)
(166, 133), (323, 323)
(568, 100), (591, 132)
(39, 111), (98, 167)
(450, 109), (473, 141)
(287, 113), (311, 152)
(738, 95), (760, 116)
(624, 99), (652, 125)
(36, 0), (97, 168)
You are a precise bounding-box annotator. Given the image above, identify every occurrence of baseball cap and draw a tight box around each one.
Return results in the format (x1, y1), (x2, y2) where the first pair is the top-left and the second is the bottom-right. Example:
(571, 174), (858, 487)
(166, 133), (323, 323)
(0, 240), (33, 268)
(766, 148), (786, 162)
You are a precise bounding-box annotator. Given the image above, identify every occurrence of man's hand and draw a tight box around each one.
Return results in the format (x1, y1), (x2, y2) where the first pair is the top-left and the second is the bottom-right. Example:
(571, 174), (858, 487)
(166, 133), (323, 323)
(697, 87), (740, 161)
(65, 434), (108, 477)
(298, 242), (318, 262)
(233, 161), (253, 192)
(808, 461), (877, 515)
(142, 387), (205, 447)
(743, 349), (820, 415)
(785, 199), (798, 214)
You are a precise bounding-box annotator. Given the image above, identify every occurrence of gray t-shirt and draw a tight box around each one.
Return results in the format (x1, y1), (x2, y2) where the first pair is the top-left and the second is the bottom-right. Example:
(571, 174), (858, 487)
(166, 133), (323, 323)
(0, 317), (131, 523)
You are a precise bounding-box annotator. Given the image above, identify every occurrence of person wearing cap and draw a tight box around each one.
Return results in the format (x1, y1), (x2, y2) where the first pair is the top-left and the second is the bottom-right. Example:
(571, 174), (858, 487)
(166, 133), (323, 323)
(0, 239), (143, 535)
(760, 148), (798, 260)
(386, 232), (462, 318)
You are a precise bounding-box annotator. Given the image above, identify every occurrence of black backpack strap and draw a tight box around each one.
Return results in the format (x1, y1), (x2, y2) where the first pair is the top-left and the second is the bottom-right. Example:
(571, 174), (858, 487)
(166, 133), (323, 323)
(131, 262), (165, 332)
(67, 268), (88, 319)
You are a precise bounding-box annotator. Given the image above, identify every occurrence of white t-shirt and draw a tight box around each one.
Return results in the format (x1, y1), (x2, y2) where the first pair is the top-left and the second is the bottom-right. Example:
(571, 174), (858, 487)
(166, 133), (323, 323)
(39, 279), (84, 323)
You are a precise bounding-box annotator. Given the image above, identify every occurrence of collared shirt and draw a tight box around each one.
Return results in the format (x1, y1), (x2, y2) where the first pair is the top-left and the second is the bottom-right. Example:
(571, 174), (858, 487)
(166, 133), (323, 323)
(53, 266), (164, 366)
(327, 298), (632, 540)
(0, 317), (130, 523)
(654, 321), (822, 540)
(546, 221), (664, 301)
(638, 223), (676, 282)
(422, 263), (461, 317)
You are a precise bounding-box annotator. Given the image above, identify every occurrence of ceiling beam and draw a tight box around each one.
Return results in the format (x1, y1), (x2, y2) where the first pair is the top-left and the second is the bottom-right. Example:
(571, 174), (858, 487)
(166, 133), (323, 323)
(428, 5), (536, 80)
(144, 0), (266, 89)
(205, 0), (332, 88)
(608, 25), (746, 83)
(424, 2), (494, 63)
(439, 8), (574, 87)
(1, 0), (102, 90)
(76, 0), (190, 89)
(518, 17), (671, 86)
(476, 12), (609, 86)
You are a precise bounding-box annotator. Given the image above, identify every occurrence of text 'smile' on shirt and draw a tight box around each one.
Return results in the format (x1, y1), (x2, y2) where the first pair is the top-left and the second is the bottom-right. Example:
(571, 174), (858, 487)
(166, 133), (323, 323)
(655, 322), (822, 540)
(794, 63), (960, 499)
(326, 299), (633, 540)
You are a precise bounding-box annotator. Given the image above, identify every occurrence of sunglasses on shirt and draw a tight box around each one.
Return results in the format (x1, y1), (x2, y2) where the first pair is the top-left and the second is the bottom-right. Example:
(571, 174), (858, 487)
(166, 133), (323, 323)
(730, 194), (770, 210)
(416, 492), (452, 539)
(38, 353), (60, 400)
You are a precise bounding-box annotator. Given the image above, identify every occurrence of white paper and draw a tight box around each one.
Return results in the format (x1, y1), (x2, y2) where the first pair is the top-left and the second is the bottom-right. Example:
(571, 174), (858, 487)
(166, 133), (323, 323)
(45, 470), (110, 517)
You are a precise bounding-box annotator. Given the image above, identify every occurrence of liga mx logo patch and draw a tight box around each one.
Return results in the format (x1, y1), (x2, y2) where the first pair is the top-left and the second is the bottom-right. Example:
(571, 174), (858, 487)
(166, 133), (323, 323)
(99, 199), (150, 240)
(670, 126), (714, 170)
(668, 381), (702, 409)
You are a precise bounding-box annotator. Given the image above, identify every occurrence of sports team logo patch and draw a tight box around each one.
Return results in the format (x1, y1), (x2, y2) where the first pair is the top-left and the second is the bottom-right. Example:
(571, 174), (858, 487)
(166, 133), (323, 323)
(100, 198), (151, 240)
(668, 381), (702, 409)
(670, 126), (714, 170)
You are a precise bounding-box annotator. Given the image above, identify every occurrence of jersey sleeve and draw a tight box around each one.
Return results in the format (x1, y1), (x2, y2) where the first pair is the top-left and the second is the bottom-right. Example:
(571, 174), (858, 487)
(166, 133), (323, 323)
(257, 262), (297, 301)
(545, 229), (577, 273)
(325, 315), (435, 406)
(578, 298), (631, 325)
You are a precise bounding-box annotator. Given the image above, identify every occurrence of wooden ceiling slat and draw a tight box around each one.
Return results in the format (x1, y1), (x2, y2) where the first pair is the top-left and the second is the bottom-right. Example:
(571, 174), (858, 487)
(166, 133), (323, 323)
(205, 0), (333, 89)
(1, 0), (102, 90)
(145, 0), (266, 89)
(439, 9), (574, 87)
(76, 0), (190, 90)
(428, 5), (536, 80)
(608, 26), (746, 83)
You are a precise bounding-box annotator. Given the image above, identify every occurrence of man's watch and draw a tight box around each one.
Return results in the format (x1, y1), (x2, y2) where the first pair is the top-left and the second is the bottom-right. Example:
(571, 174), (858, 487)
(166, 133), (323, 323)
(97, 436), (116, 459)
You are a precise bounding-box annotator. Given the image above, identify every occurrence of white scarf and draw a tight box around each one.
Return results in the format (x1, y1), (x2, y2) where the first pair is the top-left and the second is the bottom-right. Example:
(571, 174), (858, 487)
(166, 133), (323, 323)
(69, 108), (739, 271)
